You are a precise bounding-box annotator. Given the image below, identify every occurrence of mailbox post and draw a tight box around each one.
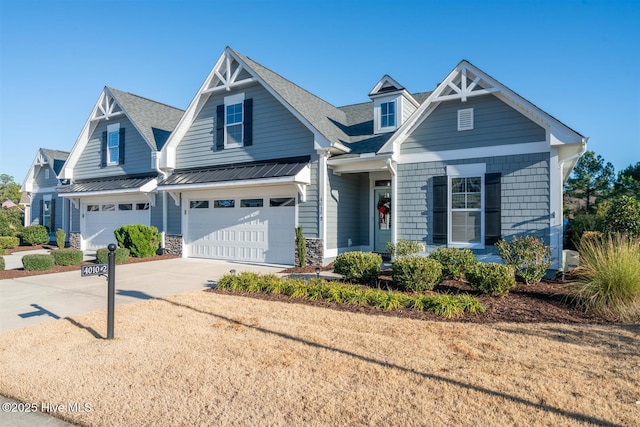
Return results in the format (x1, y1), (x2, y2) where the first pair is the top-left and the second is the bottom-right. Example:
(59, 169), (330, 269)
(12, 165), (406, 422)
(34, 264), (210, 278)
(107, 243), (116, 339)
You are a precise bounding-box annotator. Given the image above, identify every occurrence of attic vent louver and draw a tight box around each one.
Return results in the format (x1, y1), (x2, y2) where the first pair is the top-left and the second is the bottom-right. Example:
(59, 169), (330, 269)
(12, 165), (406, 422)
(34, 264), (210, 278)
(457, 108), (474, 131)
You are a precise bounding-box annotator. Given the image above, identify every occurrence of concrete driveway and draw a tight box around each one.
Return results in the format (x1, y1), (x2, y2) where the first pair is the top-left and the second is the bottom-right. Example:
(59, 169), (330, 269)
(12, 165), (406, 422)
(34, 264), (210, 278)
(0, 258), (286, 332)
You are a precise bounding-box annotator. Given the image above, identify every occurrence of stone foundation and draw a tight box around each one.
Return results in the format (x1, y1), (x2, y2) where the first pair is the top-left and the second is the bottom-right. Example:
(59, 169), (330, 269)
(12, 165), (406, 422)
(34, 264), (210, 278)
(69, 232), (81, 249)
(164, 234), (183, 256)
(295, 238), (324, 267)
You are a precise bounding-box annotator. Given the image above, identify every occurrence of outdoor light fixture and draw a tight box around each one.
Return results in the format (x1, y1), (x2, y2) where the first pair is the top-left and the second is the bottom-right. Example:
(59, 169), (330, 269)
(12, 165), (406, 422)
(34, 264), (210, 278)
(230, 269), (236, 275)
(315, 267), (320, 278)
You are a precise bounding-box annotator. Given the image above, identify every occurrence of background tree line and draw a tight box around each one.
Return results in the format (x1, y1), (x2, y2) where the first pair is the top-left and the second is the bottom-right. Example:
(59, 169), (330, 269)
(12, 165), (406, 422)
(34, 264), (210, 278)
(564, 151), (640, 246)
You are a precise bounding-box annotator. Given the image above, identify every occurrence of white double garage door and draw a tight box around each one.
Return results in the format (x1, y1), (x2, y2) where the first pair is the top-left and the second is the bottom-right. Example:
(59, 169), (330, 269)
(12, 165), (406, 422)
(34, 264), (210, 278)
(82, 197), (151, 250)
(184, 189), (296, 265)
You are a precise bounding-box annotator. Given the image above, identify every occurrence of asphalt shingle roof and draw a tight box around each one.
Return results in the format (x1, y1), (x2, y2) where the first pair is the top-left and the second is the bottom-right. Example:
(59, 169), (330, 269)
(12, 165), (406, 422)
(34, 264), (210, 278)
(107, 87), (184, 151)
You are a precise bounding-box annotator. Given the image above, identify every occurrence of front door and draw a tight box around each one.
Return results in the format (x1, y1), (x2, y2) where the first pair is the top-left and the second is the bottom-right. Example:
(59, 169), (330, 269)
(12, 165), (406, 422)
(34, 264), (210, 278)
(374, 188), (392, 252)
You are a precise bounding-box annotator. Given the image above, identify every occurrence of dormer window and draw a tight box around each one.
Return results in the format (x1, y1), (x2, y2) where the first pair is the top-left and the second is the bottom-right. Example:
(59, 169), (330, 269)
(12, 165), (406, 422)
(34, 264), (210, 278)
(381, 101), (396, 128)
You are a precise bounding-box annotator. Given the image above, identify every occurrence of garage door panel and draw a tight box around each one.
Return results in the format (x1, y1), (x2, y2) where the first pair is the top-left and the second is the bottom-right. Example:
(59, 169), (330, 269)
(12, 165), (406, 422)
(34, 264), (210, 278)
(84, 203), (149, 250)
(186, 202), (294, 264)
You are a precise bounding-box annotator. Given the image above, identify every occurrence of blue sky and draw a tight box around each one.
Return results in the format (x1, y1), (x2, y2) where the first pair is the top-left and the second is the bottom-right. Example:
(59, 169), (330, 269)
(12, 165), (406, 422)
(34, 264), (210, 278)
(1, 0), (638, 185)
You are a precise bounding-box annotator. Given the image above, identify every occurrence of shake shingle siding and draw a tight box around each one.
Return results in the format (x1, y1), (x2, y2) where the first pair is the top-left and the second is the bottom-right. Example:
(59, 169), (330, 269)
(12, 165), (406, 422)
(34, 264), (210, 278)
(396, 152), (550, 252)
(74, 117), (153, 179)
(326, 172), (368, 250)
(176, 83), (315, 169)
(402, 95), (546, 154)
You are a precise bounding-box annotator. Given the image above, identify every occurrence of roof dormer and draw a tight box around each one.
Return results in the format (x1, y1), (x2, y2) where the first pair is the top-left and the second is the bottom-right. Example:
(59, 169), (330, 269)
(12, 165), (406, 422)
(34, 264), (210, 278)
(369, 75), (419, 134)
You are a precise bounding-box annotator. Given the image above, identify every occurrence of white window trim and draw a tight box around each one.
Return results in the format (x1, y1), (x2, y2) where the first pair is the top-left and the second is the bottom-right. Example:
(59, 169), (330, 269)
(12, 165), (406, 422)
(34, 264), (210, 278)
(224, 93), (245, 149)
(447, 163), (485, 249)
(457, 108), (474, 131)
(107, 123), (121, 165)
(374, 97), (400, 134)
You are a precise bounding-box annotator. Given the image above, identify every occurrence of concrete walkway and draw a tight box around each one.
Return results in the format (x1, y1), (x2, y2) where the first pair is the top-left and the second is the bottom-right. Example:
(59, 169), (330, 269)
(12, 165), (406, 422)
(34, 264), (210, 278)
(0, 257), (287, 332)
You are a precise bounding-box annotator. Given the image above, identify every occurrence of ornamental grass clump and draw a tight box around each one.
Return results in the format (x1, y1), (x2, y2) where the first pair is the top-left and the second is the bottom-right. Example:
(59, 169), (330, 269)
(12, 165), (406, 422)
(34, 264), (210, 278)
(495, 236), (551, 284)
(466, 263), (516, 296)
(333, 251), (381, 284)
(428, 247), (478, 280)
(569, 235), (640, 322)
(22, 254), (55, 271)
(52, 249), (84, 266)
(391, 256), (442, 292)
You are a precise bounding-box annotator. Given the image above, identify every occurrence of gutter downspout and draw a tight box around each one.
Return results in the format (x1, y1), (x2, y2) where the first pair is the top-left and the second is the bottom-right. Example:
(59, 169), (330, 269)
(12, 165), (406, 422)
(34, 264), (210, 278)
(154, 151), (169, 253)
(386, 158), (397, 258)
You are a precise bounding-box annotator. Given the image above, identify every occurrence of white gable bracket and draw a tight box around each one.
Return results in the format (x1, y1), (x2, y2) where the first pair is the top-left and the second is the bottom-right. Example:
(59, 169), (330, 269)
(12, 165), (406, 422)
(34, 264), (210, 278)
(168, 191), (181, 206)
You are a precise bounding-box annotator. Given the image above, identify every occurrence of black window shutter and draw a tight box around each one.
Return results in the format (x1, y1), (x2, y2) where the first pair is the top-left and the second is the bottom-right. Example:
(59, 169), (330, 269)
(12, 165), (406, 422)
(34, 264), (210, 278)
(485, 172), (502, 245)
(39, 199), (44, 227)
(119, 127), (126, 164)
(216, 104), (225, 150)
(101, 131), (107, 167)
(243, 98), (253, 146)
(432, 176), (448, 244)
(51, 199), (56, 231)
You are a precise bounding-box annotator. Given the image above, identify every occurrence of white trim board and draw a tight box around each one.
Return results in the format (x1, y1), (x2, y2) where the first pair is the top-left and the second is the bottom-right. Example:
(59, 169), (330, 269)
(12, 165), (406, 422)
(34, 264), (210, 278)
(397, 141), (549, 164)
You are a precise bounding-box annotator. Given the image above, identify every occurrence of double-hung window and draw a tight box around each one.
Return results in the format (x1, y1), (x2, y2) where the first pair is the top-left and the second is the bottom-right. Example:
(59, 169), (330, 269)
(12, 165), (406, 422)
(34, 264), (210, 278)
(224, 93), (244, 148)
(107, 123), (120, 165)
(446, 164), (486, 248)
(380, 101), (396, 128)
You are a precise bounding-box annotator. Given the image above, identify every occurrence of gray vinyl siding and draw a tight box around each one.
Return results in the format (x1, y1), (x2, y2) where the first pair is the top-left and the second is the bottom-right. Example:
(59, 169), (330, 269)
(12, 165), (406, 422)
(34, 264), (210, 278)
(298, 156), (319, 238)
(176, 83), (315, 169)
(166, 194), (182, 235)
(326, 172), (369, 250)
(33, 165), (60, 190)
(74, 117), (153, 179)
(396, 152), (550, 253)
(401, 95), (546, 154)
(70, 204), (80, 232)
(150, 193), (163, 230)
(401, 96), (416, 124)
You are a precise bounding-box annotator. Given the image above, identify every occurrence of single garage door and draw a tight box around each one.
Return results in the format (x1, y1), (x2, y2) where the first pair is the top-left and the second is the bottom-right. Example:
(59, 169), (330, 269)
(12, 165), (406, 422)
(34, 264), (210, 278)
(84, 202), (150, 250)
(186, 196), (295, 264)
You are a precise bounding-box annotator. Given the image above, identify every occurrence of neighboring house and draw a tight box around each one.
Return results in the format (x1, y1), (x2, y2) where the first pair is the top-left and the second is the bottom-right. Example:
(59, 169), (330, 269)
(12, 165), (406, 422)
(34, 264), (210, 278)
(56, 47), (586, 269)
(20, 148), (70, 241)
(57, 87), (184, 250)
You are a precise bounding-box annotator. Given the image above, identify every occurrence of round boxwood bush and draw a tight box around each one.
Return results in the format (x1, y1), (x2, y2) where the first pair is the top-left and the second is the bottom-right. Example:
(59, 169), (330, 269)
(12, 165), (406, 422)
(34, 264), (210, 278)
(52, 249), (84, 266)
(21, 225), (50, 246)
(0, 236), (20, 249)
(0, 256), (5, 271)
(392, 256), (443, 292)
(428, 247), (477, 280)
(333, 251), (382, 284)
(96, 247), (130, 264)
(22, 254), (55, 271)
(466, 263), (516, 296)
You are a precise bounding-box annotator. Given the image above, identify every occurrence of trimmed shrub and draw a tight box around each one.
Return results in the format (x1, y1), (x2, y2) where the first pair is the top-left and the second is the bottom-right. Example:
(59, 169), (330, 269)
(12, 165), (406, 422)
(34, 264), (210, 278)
(22, 254), (54, 271)
(56, 228), (66, 249)
(466, 263), (516, 296)
(114, 224), (160, 258)
(96, 247), (130, 264)
(392, 256), (442, 292)
(386, 240), (424, 257)
(21, 225), (50, 246)
(495, 236), (551, 284)
(569, 235), (640, 322)
(0, 257), (4, 270)
(567, 213), (605, 247)
(295, 226), (306, 267)
(333, 251), (382, 284)
(216, 273), (484, 317)
(52, 249), (83, 266)
(0, 206), (23, 237)
(0, 248), (5, 255)
(604, 195), (640, 236)
(0, 236), (20, 249)
(428, 247), (478, 280)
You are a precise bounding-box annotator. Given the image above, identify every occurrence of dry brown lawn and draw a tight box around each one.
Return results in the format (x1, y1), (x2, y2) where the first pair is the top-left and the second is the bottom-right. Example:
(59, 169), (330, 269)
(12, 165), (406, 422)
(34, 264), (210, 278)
(0, 290), (638, 426)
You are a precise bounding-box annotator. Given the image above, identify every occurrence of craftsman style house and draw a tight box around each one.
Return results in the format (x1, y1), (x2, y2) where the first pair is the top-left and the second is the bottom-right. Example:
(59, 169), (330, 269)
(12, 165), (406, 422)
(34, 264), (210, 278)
(21, 148), (70, 242)
(55, 47), (586, 269)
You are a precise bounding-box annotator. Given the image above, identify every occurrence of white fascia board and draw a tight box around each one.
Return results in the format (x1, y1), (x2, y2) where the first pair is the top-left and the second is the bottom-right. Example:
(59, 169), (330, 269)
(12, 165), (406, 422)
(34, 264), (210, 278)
(20, 152), (40, 192)
(397, 141), (550, 165)
(328, 154), (391, 174)
(157, 174), (307, 193)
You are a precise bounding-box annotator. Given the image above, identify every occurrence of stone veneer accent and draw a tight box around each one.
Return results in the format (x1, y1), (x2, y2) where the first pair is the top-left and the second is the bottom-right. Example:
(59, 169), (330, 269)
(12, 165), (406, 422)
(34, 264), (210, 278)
(164, 235), (183, 256)
(69, 232), (81, 249)
(295, 238), (324, 267)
